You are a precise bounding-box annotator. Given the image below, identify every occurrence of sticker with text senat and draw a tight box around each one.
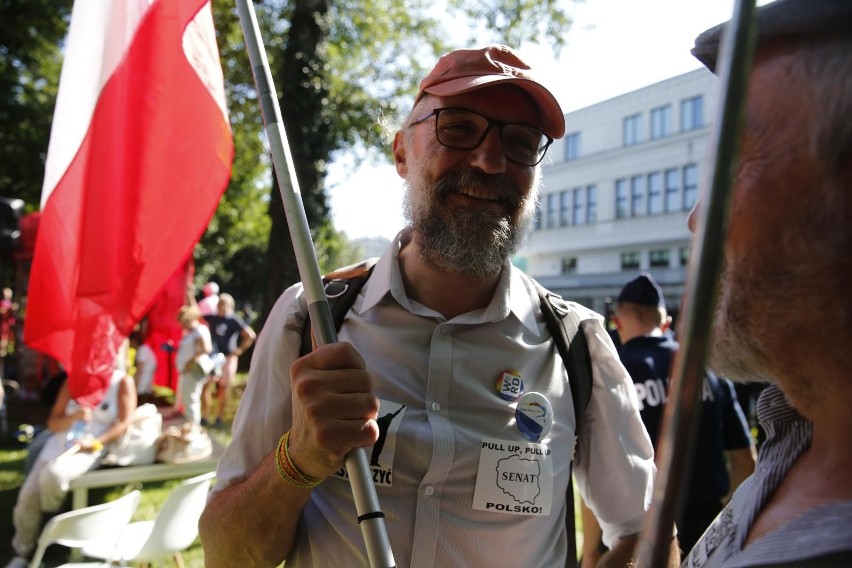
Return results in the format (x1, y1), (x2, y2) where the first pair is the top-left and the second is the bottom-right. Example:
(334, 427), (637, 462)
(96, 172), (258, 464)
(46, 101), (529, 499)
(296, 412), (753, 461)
(472, 437), (553, 516)
(515, 392), (553, 442)
(495, 370), (524, 401)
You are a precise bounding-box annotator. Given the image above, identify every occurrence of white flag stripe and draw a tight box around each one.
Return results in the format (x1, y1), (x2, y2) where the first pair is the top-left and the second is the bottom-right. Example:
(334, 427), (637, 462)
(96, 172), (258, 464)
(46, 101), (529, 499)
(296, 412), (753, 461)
(40, 0), (155, 209)
(184, 2), (230, 125)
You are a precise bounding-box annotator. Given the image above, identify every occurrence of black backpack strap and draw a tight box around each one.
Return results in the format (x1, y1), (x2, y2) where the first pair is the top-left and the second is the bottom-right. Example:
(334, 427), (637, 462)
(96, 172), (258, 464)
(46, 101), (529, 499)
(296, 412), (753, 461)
(529, 277), (595, 568)
(531, 280), (594, 437)
(299, 258), (378, 357)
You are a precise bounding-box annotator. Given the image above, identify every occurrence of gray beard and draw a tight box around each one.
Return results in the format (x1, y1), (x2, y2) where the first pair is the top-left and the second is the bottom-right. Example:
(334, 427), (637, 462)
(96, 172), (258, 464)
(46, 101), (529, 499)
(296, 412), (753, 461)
(403, 171), (535, 278)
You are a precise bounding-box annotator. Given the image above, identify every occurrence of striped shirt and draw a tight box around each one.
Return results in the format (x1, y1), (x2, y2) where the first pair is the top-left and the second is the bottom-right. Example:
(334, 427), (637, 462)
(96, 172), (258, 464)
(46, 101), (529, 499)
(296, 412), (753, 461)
(683, 384), (852, 567)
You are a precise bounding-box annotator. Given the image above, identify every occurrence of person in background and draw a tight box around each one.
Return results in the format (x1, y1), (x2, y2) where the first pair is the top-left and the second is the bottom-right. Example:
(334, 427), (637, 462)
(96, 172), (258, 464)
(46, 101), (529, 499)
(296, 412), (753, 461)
(201, 44), (677, 567)
(0, 288), (17, 378)
(129, 330), (157, 404)
(682, 0), (852, 565)
(580, 273), (755, 565)
(197, 282), (220, 317)
(240, 302), (257, 327)
(4, 342), (136, 568)
(201, 293), (256, 427)
(175, 305), (212, 425)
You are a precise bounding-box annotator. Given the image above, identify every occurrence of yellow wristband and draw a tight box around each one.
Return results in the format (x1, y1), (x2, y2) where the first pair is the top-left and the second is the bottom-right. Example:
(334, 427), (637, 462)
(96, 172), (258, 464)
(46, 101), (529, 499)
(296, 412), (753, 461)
(274, 430), (325, 489)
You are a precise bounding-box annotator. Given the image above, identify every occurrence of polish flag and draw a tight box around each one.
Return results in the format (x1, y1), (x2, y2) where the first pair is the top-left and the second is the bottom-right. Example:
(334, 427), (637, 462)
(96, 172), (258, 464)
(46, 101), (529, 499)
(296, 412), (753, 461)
(24, 0), (233, 407)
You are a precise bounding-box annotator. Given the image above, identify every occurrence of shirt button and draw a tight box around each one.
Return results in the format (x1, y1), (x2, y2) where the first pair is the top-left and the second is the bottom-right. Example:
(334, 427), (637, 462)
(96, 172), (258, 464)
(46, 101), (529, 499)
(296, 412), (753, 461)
(430, 401), (441, 412)
(424, 486), (435, 496)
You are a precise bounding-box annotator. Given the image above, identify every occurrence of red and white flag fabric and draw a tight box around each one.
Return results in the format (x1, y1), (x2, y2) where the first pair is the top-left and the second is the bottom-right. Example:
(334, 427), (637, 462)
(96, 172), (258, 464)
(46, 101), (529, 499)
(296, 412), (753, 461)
(24, 0), (233, 407)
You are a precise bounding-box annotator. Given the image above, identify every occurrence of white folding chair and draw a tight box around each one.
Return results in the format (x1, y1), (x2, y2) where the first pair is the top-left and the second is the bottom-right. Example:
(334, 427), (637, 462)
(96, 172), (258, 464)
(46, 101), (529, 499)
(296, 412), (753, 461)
(29, 489), (141, 568)
(83, 472), (215, 568)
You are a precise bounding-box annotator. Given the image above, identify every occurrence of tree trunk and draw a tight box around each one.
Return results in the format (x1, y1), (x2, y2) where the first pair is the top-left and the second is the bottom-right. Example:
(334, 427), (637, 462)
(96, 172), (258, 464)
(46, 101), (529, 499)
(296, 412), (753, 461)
(263, 0), (332, 325)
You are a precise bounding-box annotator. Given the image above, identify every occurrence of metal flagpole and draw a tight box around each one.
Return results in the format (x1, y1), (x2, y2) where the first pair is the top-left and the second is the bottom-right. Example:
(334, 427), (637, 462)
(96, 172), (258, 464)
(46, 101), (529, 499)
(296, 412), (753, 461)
(636, 1), (757, 565)
(233, 2), (395, 566)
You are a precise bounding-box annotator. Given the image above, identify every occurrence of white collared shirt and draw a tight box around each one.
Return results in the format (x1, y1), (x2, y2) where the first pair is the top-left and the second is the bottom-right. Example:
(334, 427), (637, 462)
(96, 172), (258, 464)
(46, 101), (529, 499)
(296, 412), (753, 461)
(214, 231), (654, 567)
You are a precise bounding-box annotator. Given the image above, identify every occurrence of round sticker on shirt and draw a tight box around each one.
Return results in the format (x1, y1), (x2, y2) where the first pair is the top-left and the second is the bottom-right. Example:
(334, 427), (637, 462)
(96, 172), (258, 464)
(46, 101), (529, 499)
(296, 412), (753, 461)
(516, 392), (553, 441)
(495, 370), (524, 401)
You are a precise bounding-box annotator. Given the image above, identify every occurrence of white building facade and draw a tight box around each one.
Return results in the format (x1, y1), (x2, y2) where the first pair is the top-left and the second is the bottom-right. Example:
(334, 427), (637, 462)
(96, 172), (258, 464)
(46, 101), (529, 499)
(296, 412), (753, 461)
(518, 68), (719, 320)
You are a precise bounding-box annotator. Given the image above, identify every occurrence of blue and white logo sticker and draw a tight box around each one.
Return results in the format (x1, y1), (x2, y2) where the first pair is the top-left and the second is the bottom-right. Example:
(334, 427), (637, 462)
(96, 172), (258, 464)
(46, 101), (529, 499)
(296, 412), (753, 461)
(495, 370), (524, 401)
(515, 392), (553, 441)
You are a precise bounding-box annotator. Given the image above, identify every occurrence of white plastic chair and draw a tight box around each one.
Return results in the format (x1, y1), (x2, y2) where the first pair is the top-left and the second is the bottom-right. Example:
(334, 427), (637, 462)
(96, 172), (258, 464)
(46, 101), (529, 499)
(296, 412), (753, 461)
(29, 489), (141, 568)
(82, 472), (215, 568)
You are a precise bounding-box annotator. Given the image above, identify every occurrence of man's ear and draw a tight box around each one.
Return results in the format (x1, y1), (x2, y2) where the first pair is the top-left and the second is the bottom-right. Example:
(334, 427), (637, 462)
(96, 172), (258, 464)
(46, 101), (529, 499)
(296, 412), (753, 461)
(393, 130), (408, 178)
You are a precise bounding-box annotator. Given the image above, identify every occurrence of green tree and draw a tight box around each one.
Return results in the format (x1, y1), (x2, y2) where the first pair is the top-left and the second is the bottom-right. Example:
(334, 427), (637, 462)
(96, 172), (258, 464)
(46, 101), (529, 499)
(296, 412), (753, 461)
(193, 2), (274, 313)
(0, 0), (71, 208)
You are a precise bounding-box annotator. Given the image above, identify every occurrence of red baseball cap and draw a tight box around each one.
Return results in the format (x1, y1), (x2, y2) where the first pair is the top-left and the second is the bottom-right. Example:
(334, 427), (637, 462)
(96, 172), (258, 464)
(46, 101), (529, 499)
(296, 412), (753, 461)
(416, 45), (566, 139)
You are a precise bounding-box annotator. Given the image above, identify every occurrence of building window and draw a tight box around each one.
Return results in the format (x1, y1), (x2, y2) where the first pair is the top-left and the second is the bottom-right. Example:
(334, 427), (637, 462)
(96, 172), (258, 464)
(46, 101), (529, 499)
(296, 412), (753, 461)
(559, 190), (571, 227)
(683, 164), (699, 210)
(650, 105), (671, 140)
(623, 113), (641, 146)
(648, 172), (663, 215)
(615, 178), (629, 219)
(564, 132), (581, 161)
(631, 175), (645, 216)
(546, 193), (557, 229)
(572, 187), (585, 225)
(561, 257), (577, 274)
(586, 185), (597, 223)
(681, 95), (704, 131)
(621, 251), (641, 270)
(650, 249), (670, 268)
(680, 246), (690, 266)
(665, 168), (680, 212)
(534, 201), (542, 230)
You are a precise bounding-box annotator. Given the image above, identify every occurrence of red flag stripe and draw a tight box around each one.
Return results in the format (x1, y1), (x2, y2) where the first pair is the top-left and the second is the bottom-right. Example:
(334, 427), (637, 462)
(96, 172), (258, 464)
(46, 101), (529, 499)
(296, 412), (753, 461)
(24, 0), (233, 407)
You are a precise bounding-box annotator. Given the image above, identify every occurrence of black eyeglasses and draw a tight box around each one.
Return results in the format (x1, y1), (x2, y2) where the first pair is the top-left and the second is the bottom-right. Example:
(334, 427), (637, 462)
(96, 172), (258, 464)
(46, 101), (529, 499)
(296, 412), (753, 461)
(409, 107), (553, 167)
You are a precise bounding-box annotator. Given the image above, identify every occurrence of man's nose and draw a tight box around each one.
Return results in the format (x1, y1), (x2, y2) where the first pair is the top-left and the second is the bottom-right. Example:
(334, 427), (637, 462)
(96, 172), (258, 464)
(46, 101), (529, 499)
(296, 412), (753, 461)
(469, 127), (507, 174)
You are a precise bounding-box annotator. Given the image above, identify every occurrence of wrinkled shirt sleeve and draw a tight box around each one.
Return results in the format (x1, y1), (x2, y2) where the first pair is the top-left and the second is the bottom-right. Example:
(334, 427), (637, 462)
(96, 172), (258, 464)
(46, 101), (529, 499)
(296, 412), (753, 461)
(211, 283), (305, 494)
(573, 318), (656, 548)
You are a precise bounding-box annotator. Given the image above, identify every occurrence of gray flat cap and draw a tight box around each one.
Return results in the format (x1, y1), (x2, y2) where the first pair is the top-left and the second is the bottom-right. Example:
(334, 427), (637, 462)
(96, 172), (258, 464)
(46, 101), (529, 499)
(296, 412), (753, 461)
(692, 0), (852, 72)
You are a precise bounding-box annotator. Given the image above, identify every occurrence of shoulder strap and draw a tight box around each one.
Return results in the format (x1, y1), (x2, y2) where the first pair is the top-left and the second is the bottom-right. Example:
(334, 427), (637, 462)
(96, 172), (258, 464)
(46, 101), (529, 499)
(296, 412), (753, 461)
(299, 258), (378, 357)
(527, 276), (595, 568)
(528, 278), (594, 437)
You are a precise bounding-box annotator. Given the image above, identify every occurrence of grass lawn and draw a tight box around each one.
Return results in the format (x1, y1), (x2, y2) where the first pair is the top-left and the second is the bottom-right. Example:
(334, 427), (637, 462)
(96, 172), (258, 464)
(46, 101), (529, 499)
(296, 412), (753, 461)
(0, 376), (243, 567)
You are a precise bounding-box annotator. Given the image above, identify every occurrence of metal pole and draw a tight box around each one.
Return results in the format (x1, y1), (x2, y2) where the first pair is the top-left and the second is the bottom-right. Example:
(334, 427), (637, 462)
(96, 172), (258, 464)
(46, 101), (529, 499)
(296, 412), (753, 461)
(636, 1), (756, 565)
(232, 2), (395, 566)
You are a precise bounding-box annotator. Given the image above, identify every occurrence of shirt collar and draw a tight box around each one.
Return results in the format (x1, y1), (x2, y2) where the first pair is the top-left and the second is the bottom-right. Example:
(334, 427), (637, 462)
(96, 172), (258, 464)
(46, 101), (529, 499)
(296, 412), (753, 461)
(357, 230), (541, 337)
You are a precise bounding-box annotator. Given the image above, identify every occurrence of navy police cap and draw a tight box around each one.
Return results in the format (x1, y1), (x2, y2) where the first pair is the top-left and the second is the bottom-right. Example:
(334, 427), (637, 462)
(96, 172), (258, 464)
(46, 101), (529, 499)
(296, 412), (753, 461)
(617, 273), (666, 308)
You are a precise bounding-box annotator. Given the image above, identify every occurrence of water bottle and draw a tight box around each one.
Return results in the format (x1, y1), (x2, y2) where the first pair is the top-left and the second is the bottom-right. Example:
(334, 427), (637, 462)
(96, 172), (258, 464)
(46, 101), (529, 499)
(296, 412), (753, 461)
(66, 420), (87, 449)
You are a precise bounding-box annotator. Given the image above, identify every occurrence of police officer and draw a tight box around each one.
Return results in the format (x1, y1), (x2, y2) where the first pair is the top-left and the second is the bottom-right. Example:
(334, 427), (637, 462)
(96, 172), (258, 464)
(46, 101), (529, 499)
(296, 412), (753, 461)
(581, 273), (755, 563)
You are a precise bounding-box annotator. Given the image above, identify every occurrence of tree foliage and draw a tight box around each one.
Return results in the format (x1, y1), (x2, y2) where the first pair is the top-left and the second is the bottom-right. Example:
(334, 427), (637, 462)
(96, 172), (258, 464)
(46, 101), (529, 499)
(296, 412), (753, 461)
(0, 0), (71, 209)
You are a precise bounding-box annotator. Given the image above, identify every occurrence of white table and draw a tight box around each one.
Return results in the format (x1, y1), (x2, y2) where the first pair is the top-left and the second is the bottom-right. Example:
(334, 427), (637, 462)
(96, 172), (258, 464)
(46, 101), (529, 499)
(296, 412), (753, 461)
(69, 456), (219, 510)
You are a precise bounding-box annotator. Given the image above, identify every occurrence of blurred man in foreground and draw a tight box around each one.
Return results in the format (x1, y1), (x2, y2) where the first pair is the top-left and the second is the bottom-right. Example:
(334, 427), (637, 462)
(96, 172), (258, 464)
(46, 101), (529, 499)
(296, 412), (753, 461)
(684, 0), (852, 565)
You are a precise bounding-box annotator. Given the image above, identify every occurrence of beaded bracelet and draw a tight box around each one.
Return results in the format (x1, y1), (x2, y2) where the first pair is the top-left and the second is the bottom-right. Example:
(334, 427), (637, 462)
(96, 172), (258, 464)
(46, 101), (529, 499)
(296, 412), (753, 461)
(275, 430), (325, 489)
